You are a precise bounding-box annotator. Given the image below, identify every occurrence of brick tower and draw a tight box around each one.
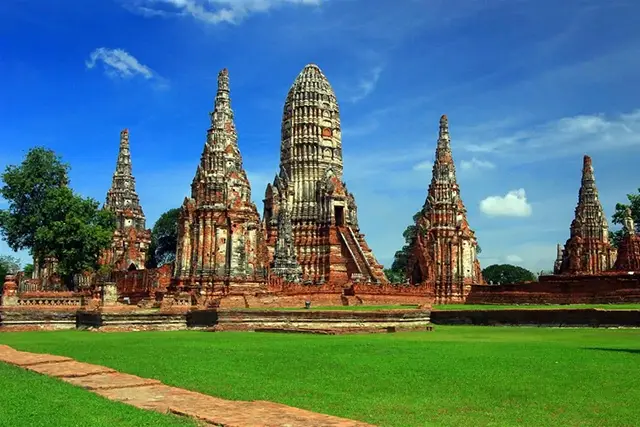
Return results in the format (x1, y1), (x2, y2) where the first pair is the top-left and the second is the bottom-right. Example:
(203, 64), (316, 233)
(174, 69), (268, 289)
(555, 155), (616, 274)
(263, 64), (387, 285)
(613, 207), (640, 271)
(101, 129), (151, 271)
(406, 115), (483, 303)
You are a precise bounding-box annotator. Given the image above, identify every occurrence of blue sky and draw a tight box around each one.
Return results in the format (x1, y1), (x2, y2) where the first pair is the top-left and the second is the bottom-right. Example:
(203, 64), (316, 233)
(2, 0), (640, 273)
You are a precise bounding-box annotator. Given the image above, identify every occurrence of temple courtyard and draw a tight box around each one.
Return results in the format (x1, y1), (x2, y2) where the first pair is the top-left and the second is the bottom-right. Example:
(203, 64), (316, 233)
(2, 325), (640, 427)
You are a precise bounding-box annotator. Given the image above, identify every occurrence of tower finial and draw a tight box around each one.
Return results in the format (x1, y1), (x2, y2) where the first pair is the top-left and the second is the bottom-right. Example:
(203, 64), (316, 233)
(581, 154), (595, 185)
(439, 114), (449, 141)
(217, 68), (230, 93)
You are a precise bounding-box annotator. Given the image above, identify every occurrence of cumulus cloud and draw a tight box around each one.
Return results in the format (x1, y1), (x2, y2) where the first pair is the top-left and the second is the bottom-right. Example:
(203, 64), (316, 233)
(459, 157), (495, 171)
(460, 110), (640, 163)
(505, 254), (523, 264)
(480, 189), (532, 217)
(125, 0), (324, 25)
(86, 48), (156, 80)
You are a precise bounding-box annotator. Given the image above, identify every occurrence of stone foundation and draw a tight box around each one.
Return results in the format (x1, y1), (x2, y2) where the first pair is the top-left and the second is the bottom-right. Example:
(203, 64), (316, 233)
(0, 309), (77, 331)
(431, 308), (640, 327)
(186, 309), (431, 333)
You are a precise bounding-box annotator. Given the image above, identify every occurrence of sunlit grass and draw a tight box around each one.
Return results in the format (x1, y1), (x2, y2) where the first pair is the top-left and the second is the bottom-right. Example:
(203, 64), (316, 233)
(1, 327), (639, 426)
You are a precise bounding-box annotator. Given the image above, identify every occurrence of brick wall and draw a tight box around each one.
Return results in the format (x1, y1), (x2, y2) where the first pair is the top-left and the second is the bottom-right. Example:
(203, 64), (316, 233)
(467, 273), (640, 304)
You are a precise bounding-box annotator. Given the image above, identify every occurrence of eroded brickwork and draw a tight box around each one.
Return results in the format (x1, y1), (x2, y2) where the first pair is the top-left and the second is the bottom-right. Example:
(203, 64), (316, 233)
(263, 64), (387, 285)
(406, 115), (483, 303)
(613, 207), (640, 271)
(174, 69), (268, 289)
(555, 155), (616, 274)
(101, 129), (151, 271)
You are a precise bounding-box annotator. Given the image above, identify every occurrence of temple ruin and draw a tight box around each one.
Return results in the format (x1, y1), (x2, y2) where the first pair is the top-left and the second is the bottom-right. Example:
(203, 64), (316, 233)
(554, 155), (616, 275)
(174, 69), (269, 290)
(406, 115), (483, 303)
(263, 64), (387, 285)
(100, 129), (151, 271)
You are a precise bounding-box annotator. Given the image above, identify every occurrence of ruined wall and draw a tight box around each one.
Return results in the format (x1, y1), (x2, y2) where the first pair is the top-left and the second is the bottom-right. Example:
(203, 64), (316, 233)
(466, 273), (640, 305)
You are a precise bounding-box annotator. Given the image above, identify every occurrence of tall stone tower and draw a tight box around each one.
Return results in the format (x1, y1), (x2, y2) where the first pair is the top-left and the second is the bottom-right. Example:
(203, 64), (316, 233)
(101, 129), (151, 271)
(174, 69), (268, 289)
(555, 155), (616, 274)
(406, 115), (483, 303)
(263, 63), (387, 285)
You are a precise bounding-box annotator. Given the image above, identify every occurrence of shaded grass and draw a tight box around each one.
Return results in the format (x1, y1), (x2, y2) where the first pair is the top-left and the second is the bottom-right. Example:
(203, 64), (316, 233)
(1, 327), (640, 426)
(0, 362), (198, 427)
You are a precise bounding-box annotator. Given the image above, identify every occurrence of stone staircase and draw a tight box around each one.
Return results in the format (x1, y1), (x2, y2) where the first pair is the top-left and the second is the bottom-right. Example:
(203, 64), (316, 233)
(339, 227), (372, 281)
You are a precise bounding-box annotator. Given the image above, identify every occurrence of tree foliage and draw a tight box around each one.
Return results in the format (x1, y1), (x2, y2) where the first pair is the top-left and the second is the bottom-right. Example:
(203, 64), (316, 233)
(33, 187), (115, 286)
(0, 255), (21, 282)
(386, 210), (423, 281)
(482, 264), (536, 285)
(23, 263), (34, 278)
(0, 148), (115, 288)
(147, 208), (180, 268)
(609, 189), (640, 249)
(0, 147), (68, 254)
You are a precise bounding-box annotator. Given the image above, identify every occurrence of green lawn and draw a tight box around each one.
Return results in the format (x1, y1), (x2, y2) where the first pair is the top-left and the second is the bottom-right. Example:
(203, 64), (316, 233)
(1, 328), (639, 426)
(230, 303), (640, 311)
(0, 362), (198, 427)
(434, 303), (640, 311)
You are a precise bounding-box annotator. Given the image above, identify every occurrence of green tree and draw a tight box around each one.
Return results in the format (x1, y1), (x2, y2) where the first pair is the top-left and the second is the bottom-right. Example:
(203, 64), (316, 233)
(0, 147), (68, 256)
(0, 148), (115, 288)
(387, 210), (423, 281)
(0, 255), (21, 282)
(23, 263), (34, 278)
(482, 264), (536, 285)
(147, 208), (180, 268)
(34, 187), (115, 287)
(609, 189), (640, 249)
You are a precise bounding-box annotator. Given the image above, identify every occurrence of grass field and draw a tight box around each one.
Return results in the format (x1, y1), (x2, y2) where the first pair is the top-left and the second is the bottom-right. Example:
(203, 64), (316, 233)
(1, 327), (639, 426)
(238, 303), (640, 311)
(434, 303), (640, 310)
(0, 362), (197, 427)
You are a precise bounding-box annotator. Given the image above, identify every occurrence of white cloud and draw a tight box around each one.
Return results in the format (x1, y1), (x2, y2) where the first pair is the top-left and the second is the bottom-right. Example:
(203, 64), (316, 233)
(480, 189), (532, 217)
(460, 157), (495, 171)
(412, 160), (432, 171)
(459, 110), (640, 163)
(505, 254), (523, 264)
(86, 48), (157, 80)
(126, 0), (324, 25)
(349, 66), (383, 103)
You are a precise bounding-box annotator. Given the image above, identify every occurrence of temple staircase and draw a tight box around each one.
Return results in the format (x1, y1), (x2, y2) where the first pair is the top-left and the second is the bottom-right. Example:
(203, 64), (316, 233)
(338, 226), (374, 281)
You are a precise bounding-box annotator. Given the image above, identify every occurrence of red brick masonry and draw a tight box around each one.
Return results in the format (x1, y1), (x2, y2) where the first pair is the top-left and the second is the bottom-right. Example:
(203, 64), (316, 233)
(466, 273), (640, 305)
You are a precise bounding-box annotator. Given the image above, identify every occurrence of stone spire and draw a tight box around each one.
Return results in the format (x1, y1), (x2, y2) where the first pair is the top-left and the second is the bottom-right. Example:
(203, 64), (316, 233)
(101, 129), (151, 270)
(105, 129), (145, 229)
(557, 155), (616, 274)
(263, 63), (387, 284)
(406, 115), (483, 303)
(553, 243), (564, 274)
(175, 69), (268, 286)
(271, 184), (302, 282)
(614, 207), (640, 271)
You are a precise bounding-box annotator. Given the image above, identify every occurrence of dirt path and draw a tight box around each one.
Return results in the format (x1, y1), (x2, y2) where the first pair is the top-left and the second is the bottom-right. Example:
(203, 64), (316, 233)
(0, 344), (374, 427)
